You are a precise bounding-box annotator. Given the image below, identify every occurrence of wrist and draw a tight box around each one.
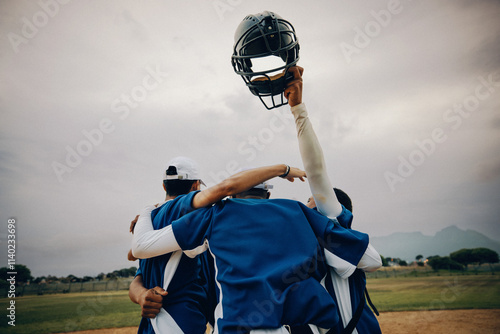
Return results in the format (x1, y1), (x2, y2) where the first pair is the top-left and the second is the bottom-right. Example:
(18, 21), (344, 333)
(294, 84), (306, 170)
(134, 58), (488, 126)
(290, 102), (305, 112)
(137, 289), (148, 305)
(279, 164), (291, 178)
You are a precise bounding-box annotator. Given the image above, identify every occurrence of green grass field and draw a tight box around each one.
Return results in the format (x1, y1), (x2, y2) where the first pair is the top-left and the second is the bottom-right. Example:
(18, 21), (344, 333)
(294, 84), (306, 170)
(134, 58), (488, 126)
(367, 274), (500, 312)
(0, 290), (141, 334)
(1, 274), (499, 334)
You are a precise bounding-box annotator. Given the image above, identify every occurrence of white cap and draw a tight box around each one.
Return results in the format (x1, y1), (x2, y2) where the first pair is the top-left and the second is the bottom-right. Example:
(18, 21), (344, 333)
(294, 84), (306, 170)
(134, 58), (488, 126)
(164, 156), (205, 186)
(235, 167), (273, 191)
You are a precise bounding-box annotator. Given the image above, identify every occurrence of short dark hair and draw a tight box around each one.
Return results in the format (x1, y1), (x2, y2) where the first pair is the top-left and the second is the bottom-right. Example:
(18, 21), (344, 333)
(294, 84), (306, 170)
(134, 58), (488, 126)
(163, 179), (196, 197)
(334, 188), (352, 212)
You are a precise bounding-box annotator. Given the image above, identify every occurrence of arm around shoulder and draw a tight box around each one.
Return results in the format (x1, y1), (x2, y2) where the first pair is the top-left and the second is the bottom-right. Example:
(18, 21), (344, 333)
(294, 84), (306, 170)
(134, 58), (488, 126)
(191, 164), (305, 209)
(131, 205), (181, 259)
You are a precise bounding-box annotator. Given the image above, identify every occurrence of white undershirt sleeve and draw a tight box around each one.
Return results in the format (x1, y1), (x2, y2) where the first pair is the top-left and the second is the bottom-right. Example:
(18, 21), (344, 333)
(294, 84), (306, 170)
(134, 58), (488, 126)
(356, 243), (383, 272)
(292, 103), (342, 218)
(292, 103), (381, 273)
(131, 204), (181, 259)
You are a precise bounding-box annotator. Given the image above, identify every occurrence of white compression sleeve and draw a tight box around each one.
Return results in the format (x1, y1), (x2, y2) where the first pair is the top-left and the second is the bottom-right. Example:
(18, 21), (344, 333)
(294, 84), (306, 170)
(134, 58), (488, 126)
(131, 204), (181, 259)
(292, 103), (382, 272)
(292, 103), (342, 218)
(292, 104), (379, 334)
(357, 243), (383, 271)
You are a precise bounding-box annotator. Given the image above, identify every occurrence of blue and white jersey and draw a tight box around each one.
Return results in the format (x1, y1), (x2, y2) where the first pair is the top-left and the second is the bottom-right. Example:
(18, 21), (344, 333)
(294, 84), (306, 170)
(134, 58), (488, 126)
(136, 191), (208, 334)
(171, 197), (369, 334)
(327, 206), (381, 334)
(348, 270), (381, 334)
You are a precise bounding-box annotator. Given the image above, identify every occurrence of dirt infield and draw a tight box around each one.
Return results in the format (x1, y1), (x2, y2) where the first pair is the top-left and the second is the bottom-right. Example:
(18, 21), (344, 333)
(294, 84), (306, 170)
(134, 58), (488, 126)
(377, 309), (500, 333)
(67, 309), (500, 334)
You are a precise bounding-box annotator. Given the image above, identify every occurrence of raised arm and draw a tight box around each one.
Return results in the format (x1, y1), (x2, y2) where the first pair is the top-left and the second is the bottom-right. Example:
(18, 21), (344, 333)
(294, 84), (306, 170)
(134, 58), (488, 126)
(285, 66), (382, 272)
(284, 66), (342, 218)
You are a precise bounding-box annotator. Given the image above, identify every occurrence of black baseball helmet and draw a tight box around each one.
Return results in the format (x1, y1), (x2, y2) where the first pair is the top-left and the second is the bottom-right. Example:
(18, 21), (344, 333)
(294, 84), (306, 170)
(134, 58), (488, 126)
(231, 11), (300, 110)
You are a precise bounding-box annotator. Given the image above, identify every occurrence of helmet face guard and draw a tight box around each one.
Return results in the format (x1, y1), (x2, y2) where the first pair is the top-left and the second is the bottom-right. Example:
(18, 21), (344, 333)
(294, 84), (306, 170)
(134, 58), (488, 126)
(232, 11), (300, 110)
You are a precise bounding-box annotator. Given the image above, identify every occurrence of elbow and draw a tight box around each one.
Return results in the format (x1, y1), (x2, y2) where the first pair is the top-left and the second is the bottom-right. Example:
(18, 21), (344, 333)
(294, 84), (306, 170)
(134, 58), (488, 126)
(365, 256), (383, 272)
(131, 249), (146, 260)
(131, 238), (147, 259)
(218, 179), (238, 197)
(128, 276), (142, 304)
(305, 160), (326, 181)
(127, 249), (138, 261)
(357, 254), (383, 273)
(357, 243), (383, 272)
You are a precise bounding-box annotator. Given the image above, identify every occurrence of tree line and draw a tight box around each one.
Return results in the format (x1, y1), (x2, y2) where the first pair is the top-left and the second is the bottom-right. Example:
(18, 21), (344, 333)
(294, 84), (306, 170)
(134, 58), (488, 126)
(0, 265), (138, 287)
(427, 247), (499, 271)
(381, 247), (499, 271)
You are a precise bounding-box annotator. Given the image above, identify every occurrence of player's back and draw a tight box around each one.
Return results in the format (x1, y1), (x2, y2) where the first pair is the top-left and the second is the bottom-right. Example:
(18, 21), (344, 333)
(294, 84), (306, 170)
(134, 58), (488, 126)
(137, 192), (208, 334)
(206, 198), (339, 332)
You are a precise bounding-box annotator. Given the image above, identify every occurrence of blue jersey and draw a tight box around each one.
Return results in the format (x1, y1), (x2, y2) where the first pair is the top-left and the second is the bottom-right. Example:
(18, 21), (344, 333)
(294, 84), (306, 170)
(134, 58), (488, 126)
(136, 191), (208, 334)
(171, 198), (369, 334)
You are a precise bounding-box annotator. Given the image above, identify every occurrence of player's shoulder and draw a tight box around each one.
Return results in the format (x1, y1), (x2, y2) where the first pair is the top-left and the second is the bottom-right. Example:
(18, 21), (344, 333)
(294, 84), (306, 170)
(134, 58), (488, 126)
(224, 197), (302, 205)
(269, 198), (304, 206)
(263, 198), (315, 214)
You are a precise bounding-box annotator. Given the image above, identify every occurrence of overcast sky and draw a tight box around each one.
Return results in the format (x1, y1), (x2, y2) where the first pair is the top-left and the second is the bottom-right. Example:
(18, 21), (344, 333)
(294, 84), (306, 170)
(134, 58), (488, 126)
(1, 0), (499, 278)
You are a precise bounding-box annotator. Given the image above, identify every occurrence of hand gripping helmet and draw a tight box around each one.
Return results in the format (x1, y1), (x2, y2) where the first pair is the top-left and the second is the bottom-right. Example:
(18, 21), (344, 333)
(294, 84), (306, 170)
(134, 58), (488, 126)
(231, 11), (300, 110)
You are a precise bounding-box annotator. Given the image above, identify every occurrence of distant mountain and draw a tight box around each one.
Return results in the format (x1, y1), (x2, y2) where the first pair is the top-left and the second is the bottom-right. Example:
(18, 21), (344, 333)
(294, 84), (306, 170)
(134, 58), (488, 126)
(370, 225), (500, 261)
